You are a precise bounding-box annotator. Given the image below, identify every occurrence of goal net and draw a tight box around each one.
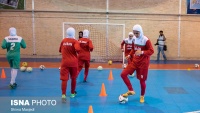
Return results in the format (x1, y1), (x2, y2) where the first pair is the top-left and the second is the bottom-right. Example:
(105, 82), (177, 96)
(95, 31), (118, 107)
(63, 22), (125, 63)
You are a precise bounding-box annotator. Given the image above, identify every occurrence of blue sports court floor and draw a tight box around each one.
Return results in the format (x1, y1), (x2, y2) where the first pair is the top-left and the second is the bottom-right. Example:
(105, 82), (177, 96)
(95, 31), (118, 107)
(0, 68), (200, 113)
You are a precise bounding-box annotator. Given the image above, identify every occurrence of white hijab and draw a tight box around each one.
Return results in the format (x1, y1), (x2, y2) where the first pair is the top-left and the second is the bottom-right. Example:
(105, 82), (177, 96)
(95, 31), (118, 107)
(83, 29), (89, 38)
(133, 24), (143, 39)
(66, 27), (75, 39)
(9, 27), (17, 36)
(128, 32), (133, 36)
(133, 24), (145, 45)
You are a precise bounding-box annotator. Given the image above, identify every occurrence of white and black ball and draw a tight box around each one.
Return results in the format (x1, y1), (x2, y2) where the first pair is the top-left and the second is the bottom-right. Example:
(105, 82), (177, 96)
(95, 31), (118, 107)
(122, 64), (127, 69)
(97, 66), (103, 71)
(195, 64), (199, 68)
(39, 65), (45, 70)
(119, 95), (128, 104)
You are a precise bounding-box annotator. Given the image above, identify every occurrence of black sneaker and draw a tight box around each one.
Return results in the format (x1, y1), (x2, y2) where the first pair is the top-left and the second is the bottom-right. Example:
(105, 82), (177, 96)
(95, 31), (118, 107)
(13, 83), (17, 87)
(83, 80), (87, 83)
(9, 83), (17, 89)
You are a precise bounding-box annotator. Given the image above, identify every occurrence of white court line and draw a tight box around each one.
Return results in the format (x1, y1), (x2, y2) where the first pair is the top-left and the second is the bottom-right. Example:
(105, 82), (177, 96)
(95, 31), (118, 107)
(184, 110), (200, 113)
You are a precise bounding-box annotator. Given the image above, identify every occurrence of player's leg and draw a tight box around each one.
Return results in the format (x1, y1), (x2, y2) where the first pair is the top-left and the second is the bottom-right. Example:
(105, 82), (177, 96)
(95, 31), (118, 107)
(120, 65), (136, 97)
(9, 58), (19, 89)
(136, 68), (148, 103)
(7, 57), (13, 82)
(83, 60), (90, 82)
(60, 66), (70, 102)
(69, 67), (78, 98)
(10, 68), (18, 87)
(140, 80), (146, 103)
(11, 58), (20, 83)
(9, 60), (15, 89)
(77, 59), (84, 77)
(127, 55), (132, 64)
(124, 52), (129, 66)
(61, 80), (67, 102)
(128, 57), (135, 77)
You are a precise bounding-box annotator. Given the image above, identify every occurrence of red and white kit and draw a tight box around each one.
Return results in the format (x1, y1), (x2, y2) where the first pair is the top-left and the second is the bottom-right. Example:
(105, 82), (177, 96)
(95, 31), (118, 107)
(77, 30), (94, 82)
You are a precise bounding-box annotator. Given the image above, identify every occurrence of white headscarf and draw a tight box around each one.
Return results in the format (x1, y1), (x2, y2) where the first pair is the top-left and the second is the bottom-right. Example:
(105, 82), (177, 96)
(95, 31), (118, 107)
(128, 32), (133, 36)
(133, 24), (147, 45)
(133, 24), (143, 39)
(9, 27), (17, 36)
(66, 27), (75, 38)
(83, 29), (89, 38)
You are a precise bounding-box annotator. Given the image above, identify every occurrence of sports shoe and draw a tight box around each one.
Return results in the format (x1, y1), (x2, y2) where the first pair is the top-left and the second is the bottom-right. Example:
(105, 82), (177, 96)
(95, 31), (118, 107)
(122, 90), (135, 97)
(74, 91), (77, 94)
(70, 91), (77, 98)
(83, 80), (87, 83)
(140, 96), (145, 103)
(61, 94), (66, 103)
(9, 83), (17, 89)
(129, 73), (135, 78)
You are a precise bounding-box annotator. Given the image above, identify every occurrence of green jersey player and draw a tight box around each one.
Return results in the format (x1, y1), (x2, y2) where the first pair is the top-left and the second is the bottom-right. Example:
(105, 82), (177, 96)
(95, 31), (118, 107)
(1, 27), (26, 89)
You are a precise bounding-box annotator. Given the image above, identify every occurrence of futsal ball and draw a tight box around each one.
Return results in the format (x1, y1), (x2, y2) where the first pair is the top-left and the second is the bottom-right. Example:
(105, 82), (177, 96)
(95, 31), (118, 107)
(119, 95), (128, 104)
(123, 64), (127, 69)
(26, 67), (33, 72)
(39, 65), (45, 70)
(22, 62), (28, 67)
(194, 64), (199, 68)
(108, 60), (112, 65)
(20, 66), (26, 72)
(97, 66), (103, 71)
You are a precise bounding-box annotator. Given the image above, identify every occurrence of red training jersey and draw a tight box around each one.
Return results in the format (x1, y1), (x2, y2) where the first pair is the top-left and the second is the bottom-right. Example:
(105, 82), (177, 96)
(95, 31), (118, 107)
(59, 38), (80, 67)
(78, 38), (93, 61)
(129, 36), (154, 69)
(121, 38), (135, 56)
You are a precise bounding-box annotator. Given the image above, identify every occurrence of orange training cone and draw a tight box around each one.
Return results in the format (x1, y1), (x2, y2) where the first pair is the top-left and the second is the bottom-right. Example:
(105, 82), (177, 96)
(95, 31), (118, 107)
(99, 83), (107, 96)
(1, 69), (6, 79)
(108, 70), (114, 80)
(88, 105), (93, 113)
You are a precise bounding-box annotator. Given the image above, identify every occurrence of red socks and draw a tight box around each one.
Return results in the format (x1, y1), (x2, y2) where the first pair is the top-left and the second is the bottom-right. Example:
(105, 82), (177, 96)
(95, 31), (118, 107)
(140, 80), (146, 96)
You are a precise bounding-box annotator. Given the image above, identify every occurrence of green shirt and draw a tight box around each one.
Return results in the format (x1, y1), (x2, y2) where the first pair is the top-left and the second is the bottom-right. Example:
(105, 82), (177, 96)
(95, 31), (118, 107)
(1, 36), (26, 59)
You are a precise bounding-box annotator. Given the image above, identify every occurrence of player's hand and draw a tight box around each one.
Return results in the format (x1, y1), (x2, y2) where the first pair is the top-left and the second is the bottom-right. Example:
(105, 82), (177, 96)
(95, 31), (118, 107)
(121, 49), (124, 52)
(126, 55), (130, 59)
(135, 50), (142, 56)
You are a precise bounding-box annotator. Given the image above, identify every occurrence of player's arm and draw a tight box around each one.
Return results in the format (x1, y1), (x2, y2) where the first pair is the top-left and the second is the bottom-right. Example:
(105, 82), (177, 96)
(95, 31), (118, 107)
(121, 40), (125, 49)
(1, 39), (7, 49)
(127, 43), (135, 59)
(89, 40), (94, 52)
(121, 40), (125, 52)
(59, 41), (63, 53)
(142, 40), (154, 56)
(20, 39), (26, 49)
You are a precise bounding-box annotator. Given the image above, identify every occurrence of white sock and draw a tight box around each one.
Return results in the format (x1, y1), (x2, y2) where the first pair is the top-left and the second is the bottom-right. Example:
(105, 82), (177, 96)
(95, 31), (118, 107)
(10, 68), (14, 84)
(10, 69), (18, 85)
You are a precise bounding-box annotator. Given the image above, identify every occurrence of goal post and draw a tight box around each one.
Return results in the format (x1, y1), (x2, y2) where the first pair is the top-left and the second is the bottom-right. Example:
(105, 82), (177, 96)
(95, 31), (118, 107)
(62, 22), (125, 63)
